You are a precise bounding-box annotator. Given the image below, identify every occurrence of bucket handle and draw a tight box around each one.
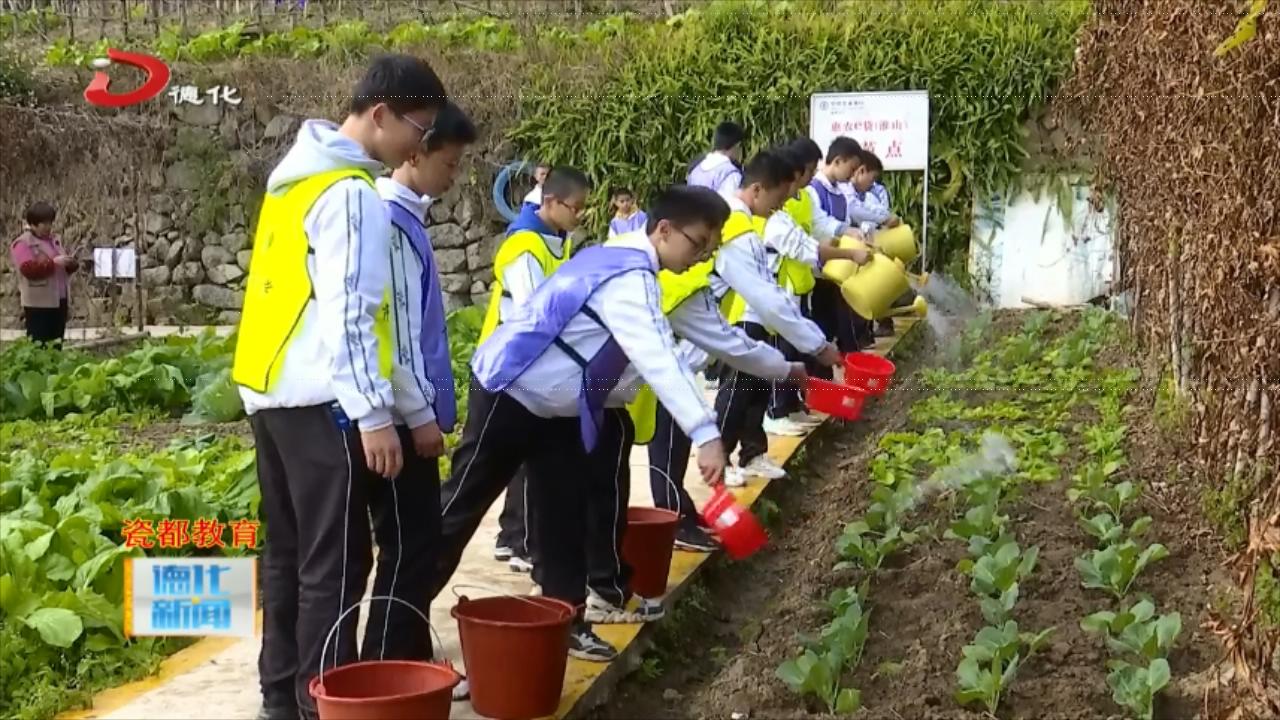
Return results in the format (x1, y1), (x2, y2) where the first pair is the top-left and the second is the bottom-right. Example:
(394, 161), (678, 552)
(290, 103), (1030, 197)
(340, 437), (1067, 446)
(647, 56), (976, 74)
(316, 595), (448, 689)
(448, 582), (569, 609)
(630, 463), (682, 517)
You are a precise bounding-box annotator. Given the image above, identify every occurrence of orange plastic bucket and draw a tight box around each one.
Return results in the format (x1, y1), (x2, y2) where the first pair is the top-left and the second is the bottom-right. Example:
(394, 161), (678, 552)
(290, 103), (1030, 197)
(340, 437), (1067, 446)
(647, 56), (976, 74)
(844, 352), (896, 396)
(621, 507), (680, 598)
(310, 596), (459, 720)
(451, 595), (574, 720)
(700, 484), (767, 560)
(805, 377), (868, 420)
(310, 661), (460, 720)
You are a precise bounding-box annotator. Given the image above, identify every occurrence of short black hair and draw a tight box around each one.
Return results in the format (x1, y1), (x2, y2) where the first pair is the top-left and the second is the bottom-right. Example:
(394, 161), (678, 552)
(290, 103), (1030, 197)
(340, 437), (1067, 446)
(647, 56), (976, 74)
(350, 54), (447, 116)
(646, 185), (730, 234)
(611, 186), (634, 198)
(774, 146), (805, 179)
(741, 151), (793, 190)
(424, 101), (476, 152)
(789, 137), (823, 166)
(826, 136), (863, 164)
(712, 121), (745, 152)
(543, 166), (592, 200)
(859, 150), (884, 174)
(25, 201), (56, 226)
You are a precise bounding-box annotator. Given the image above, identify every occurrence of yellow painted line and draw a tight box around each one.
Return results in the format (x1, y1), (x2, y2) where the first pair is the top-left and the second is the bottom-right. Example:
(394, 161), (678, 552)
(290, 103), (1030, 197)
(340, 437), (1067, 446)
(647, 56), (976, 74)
(554, 318), (920, 718)
(68, 319), (919, 720)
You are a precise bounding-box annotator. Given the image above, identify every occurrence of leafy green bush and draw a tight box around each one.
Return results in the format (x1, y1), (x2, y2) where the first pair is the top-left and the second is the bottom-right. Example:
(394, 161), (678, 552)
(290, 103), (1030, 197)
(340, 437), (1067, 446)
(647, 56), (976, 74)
(511, 0), (1089, 269)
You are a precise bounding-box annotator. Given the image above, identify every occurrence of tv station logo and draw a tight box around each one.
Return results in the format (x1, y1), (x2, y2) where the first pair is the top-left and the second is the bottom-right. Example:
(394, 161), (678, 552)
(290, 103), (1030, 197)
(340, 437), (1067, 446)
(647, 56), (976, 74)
(84, 47), (240, 109)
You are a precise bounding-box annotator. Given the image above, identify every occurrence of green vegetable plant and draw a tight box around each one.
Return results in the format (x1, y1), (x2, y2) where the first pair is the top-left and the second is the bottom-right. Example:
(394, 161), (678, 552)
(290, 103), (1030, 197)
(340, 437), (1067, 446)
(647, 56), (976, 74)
(954, 621), (1055, 714)
(1079, 513), (1154, 548)
(1105, 657), (1171, 720)
(1082, 480), (1141, 522)
(1081, 599), (1182, 660)
(1067, 461), (1125, 503)
(960, 541), (1040, 624)
(777, 583), (868, 713)
(1075, 540), (1170, 599)
(835, 521), (918, 572)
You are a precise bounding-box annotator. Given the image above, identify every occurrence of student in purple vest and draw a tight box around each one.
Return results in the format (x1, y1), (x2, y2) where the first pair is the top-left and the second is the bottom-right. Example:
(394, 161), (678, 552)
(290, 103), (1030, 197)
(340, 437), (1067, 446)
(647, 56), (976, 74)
(807, 136), (871, 358)
(687, 121), (746, 199)
(522, 162), (550, 210)
(367, 102), (474, 678)
(606, 186), (648, 238)
(430, 185), (732, 662)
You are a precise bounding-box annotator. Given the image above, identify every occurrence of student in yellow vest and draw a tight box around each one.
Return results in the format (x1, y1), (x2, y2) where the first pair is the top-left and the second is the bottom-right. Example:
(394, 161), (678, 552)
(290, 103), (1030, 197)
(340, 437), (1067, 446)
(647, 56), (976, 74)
(489, 167), (591, 573)
(232, 55), (446, 720)
(715, 151), (843, 487)
(761, 140), (871, 437)
(365, 103), (475, 693)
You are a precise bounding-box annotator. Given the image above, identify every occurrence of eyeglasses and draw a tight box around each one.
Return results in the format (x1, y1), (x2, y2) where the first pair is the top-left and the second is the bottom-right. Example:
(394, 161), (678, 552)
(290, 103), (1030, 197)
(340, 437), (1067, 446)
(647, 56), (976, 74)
(555, 198), (586, 217)
(395, 111), (434, 146)
(670, 226), (716, 262)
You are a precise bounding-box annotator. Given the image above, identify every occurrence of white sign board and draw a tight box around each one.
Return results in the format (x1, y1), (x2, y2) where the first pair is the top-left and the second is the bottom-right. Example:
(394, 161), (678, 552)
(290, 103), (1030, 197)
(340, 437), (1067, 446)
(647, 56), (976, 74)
(93, 247), (137, 279)
(809, 91), (930, 171)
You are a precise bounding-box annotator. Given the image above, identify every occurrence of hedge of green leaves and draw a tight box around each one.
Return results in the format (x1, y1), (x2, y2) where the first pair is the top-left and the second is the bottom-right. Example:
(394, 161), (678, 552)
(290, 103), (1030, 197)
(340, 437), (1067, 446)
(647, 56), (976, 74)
(511, 0), (1089, 274)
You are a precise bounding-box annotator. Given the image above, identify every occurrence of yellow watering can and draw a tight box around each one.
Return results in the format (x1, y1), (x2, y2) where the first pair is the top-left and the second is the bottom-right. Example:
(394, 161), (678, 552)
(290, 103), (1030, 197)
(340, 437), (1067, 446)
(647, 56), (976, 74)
(884, 295), (929, 318)
(872, 225), (918, 264)
(839, 253), (911, 320)
(821, 237), (869, 284)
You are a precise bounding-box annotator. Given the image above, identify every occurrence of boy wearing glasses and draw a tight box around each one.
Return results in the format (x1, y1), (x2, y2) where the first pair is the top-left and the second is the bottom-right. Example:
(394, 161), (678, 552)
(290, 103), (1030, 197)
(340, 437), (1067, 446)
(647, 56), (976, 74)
(487, 167), (591, 573)
(232, 54), (446, 720)
(364, 101), (475, 669)
(432, 185), (732, 662)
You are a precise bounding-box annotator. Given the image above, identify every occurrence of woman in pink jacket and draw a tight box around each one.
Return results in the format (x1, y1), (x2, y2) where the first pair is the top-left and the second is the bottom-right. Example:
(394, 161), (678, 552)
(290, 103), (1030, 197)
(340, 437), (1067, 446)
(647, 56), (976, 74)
(9, 202), (78, 343)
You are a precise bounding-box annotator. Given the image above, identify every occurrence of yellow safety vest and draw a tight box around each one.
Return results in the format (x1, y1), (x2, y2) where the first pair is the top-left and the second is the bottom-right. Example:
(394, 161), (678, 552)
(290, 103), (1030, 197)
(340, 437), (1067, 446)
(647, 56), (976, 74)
(479, 228), (573, 343)
(627, 213), (756, 444)
(233, 168), (394, 393)
(779, 192), (818, 297)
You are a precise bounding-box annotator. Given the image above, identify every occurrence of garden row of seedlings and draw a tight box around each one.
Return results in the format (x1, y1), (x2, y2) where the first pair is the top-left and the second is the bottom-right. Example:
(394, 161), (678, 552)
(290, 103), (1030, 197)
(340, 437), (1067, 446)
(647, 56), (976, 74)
(1070, 377), (1179, 720)
(773, 312), (1071, 713)
(776, 310), (1173, 716)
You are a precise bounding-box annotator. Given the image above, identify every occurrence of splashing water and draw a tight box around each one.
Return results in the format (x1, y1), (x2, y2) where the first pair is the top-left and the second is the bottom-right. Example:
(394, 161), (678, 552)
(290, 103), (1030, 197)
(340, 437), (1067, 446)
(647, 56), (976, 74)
(911, 272), (982, 345)
(912, 432), (1019, 507)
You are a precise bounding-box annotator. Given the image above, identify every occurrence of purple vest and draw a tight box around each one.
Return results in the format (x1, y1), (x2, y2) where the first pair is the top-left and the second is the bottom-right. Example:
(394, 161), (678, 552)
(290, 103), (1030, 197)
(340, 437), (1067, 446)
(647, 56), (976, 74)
(387, 201), (457, 432)
(471, 246), (654, 451)
(810, 178), (848, 222)
(687, 156), (741, 193)
(609, 211), (648, 237)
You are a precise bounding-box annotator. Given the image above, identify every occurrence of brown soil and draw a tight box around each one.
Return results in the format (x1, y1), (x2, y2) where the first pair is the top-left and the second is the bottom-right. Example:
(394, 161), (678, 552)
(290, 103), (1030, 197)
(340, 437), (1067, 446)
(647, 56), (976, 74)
(592, 313), (1236, 720)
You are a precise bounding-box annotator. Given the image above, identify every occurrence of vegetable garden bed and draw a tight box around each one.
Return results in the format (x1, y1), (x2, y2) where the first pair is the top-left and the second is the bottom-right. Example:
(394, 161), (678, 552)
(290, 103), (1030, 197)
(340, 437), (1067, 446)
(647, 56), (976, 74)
(0, 306), (484, 720)
(595, 309), (1235, 720)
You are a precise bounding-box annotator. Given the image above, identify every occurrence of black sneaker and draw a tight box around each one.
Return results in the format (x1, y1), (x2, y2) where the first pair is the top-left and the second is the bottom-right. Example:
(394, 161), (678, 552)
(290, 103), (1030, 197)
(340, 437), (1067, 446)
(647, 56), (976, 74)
(875, 319), (896, 337)
(256, 705), (299, 720)
(494, 545), (514, 562)
(675, 525), (717, 552)
(569, 622), (618, 662)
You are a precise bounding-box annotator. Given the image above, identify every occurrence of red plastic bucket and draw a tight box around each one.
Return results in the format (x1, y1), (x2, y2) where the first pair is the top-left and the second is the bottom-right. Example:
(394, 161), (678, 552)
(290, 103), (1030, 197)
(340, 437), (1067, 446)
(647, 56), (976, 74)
(621, 507), (680, 598)
(310, 596), (459, 720)
(844, 352), (896, 396)
(700, 484), (767, 560)
(309, 661), (460, 720)
(805, 377), (868, 420)
(451, 595), (575, 720)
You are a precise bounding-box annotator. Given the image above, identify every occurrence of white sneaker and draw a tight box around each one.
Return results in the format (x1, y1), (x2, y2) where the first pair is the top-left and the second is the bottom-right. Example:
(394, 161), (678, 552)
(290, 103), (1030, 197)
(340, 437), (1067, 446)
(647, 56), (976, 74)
(508, 555), (533, 573)
(762, 415), (807, 437)
(787, 411), (823, 427)
(584, 591), (665, 624)
(744, 455), (787, 480)
(724, 467), (749, 487)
